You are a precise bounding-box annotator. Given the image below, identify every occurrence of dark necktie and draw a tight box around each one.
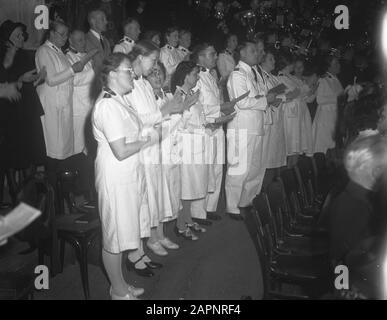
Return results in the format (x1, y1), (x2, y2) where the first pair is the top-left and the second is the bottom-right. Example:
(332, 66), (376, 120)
(252, 68), (258, 83)
(255, 66), (264, 81)
(100, 36), (105, 51)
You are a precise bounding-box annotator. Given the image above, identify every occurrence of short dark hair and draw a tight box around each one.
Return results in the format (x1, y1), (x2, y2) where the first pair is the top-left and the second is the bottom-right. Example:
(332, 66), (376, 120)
(275, 49), (294, 73)
(143, 30), (161, 43)
(170, 61), (198, 94)
(191, 43), (212, 64)
(164, 26), (179, 42)
(128, 40), (160, 62)
(122, 17), (139, 31)
(90, 52), (129, 102)
(236, 41), (254, 57)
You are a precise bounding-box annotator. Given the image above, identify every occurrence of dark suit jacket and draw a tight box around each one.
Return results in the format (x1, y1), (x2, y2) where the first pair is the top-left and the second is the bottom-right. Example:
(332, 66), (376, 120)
(85, 30), (111, 71)
(329, 181), (375, 263)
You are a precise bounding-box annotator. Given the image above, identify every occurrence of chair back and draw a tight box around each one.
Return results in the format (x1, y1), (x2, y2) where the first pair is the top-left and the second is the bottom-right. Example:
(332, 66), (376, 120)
(244, 206), (271, 299)
(16, 172), (60, 274)
(295, 156), (316, 207)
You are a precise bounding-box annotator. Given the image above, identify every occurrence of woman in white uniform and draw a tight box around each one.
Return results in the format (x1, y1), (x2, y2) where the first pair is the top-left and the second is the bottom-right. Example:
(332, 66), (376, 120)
(312, 56), (344, 154)
(276, 51), (302, 167)
(260, 49), (287, 170)
(66, 30), (96, 155)
(160, 27), (183, 89)
(92, 53), (149, 300)
(125, 40), (187, 261)
(146, 61), (181, 251)
(35, 21), (86, 186)
(171, 61), (207, 241)
(293, 58), (314, 156)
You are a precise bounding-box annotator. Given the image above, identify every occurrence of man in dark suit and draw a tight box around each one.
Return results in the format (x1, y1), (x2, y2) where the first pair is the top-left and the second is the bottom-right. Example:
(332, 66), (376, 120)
(85, 9), (111, 71)
(329, 134), (387, 264)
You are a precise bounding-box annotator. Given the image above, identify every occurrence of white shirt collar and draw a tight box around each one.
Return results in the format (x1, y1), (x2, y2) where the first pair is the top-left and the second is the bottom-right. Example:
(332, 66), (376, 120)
(90, 29), (102, 40)
(238, 60), (253, 72)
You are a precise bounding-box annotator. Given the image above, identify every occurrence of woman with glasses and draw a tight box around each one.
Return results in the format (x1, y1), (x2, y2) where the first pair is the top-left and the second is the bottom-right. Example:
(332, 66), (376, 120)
(146, 61), (181, 251)
(35, 21), (87, 187)
(125, 40), (186, 275)
(93, 53), (149, 300)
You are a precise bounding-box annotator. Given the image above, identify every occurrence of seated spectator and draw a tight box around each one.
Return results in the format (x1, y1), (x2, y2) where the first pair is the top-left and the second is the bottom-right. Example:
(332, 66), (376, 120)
(329, 134), (387, 264)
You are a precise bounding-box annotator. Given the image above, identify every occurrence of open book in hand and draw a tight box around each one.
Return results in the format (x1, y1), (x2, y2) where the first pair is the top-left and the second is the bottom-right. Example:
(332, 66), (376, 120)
(268, 83), (287, 96)
(0, 203), (41, 245)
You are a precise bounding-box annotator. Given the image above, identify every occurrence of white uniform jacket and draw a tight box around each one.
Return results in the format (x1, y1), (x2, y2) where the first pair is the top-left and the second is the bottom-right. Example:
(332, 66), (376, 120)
(35, 40), (75, 160)
(227, 61), (268, 136)
(66, 48), (95, 154)
(113, 36), (135, 55)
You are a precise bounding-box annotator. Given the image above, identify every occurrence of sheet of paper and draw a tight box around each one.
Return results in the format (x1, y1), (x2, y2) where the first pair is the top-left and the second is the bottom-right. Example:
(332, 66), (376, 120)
(0, 203), (42, 244)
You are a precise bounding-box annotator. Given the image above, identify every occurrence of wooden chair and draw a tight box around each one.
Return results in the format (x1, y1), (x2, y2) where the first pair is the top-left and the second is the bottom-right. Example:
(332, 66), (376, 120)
(55, 170), (101, 300)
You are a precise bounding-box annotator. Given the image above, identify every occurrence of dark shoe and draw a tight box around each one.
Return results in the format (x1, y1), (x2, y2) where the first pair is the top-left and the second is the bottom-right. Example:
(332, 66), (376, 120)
(207, 212), (222, 221)
(144, 261), (163, 270)
(126, 256), (154, 278)
(187, 222), (206, 233)
(227, 213), (244, 221)
(174, 227), (199, 241)
(82, 200), (96, 210)
(192, 218), (212, 226)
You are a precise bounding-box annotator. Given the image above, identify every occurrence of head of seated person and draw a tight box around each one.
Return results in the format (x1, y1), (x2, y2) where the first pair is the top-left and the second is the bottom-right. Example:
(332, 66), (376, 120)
(344, 134), (387, 192)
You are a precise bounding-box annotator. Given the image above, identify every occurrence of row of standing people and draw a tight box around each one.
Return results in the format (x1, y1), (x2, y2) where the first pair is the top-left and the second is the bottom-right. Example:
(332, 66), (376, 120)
(91, 37), (344, 300)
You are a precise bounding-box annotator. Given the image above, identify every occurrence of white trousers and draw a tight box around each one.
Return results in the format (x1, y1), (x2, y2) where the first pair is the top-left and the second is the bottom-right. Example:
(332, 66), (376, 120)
(206, 129), (225, 213)
(225, 134), (265, 215)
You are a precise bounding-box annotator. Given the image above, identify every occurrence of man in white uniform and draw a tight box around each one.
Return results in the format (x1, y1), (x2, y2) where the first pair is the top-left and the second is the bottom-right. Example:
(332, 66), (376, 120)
(113, 17), (141, 54)
(191, 43), (236, 222)
(226, 41), (276, 220)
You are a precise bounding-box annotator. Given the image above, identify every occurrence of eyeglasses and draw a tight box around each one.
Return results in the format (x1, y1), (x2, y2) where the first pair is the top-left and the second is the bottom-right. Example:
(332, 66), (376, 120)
(116, 67), (135, 76)
(149, 69), (162, 77)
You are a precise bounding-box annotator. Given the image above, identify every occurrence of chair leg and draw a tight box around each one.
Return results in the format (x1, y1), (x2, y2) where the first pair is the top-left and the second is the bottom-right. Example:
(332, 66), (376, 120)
(73, 238), (90, 300)
(60, 239), (65, 273)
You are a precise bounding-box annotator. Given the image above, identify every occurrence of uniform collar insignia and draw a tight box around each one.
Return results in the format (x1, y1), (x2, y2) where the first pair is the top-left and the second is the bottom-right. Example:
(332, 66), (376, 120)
(198, 65), (208, 73)
(47, 41), (61, 53)
(124, 36), (134, 43)
(103, 87), (117, 98)
(69, 47), (79, 54)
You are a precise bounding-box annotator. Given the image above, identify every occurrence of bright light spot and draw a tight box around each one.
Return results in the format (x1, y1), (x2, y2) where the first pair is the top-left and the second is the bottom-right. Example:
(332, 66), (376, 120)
(382, 13), (387, 59)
